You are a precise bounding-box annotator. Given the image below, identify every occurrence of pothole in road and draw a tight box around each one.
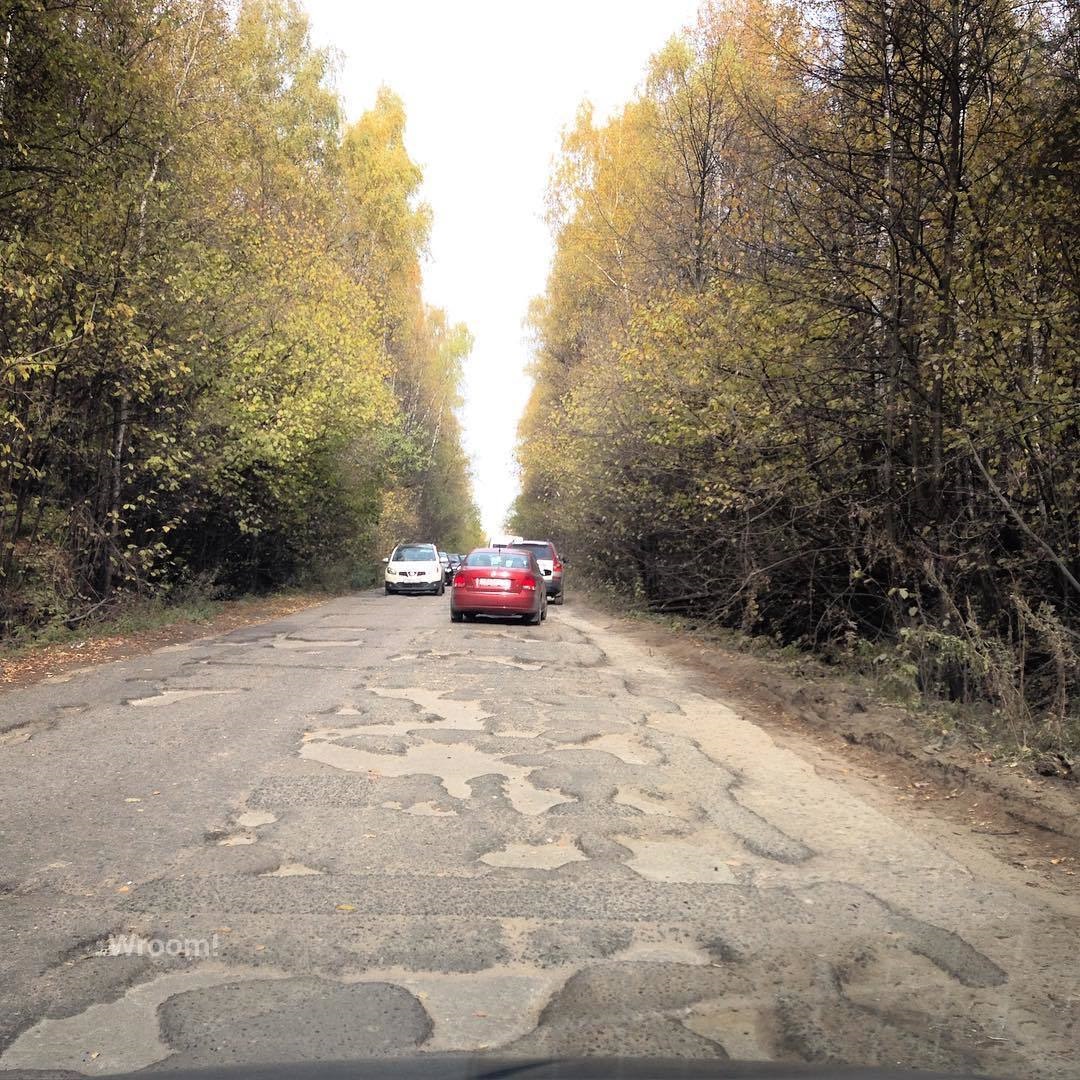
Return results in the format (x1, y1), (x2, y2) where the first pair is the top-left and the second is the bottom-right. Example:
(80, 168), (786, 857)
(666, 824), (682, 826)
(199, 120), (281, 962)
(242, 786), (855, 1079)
(613, 940), (714, 965)
(319, 689), (492, 737)
(261, 862), (323, 877)
(236, 810), (277, 828)
(272, 635), (365, 649)
(614, 787), (693, 818)
(552, 731), (662, 766)
(300, 734), (573, 815)
(0, 967), (293, 1075)
(382, 800), (458, 817)
(471, 655), (544, 671)
(127, 688), (241, 707)
(369, 687), (491, 729)
(0, 963), (564, 1069)
(480, 838), (587, 870)
(372, 969), (568, 1052)
(0, 721), (52, 747)
(387, 652), (542, 671)
(682, 1000), (775, 1061)
(615, 834), (739, 884)
(465, 630), (546, 642)
(216, 834), (256, 846)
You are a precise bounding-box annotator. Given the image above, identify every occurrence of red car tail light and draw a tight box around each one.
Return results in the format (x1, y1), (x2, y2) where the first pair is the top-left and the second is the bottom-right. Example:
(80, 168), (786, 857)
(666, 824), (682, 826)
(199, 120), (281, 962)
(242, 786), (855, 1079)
(505, 570), (535, 591)
(453, 573), (467, 588)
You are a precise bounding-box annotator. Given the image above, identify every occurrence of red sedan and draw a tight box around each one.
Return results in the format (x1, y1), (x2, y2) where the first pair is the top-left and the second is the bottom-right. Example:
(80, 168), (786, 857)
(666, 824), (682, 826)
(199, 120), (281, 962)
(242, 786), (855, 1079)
(450, 547), (548, 625)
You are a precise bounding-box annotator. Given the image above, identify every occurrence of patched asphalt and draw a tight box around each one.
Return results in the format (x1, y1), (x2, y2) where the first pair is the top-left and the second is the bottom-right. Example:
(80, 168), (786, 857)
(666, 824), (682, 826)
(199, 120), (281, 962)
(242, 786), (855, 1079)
(0, 591), (1078, 1077)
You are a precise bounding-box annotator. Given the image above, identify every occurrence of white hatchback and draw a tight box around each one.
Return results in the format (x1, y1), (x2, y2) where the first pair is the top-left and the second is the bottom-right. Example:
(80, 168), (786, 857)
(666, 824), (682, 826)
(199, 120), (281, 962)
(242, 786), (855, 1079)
(383, 542), (444, 596)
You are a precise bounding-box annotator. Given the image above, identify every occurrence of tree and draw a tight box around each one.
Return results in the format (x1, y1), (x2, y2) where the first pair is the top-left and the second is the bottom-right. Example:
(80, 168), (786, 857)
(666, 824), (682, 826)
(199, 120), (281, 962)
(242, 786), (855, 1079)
(514, 0), (1079, 746)
(0, 0), (481, 628)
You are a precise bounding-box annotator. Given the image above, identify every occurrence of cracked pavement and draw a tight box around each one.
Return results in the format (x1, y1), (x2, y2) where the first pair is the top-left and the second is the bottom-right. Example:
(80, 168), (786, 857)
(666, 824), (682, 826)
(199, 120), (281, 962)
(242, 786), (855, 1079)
(0, 592), (1077, 1076)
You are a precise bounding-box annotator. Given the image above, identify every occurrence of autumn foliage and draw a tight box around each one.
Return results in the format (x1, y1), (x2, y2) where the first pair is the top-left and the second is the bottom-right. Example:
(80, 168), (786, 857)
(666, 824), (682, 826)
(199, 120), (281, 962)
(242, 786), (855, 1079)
(0, 0), (482, 634)
(512, 0), (1079, 749)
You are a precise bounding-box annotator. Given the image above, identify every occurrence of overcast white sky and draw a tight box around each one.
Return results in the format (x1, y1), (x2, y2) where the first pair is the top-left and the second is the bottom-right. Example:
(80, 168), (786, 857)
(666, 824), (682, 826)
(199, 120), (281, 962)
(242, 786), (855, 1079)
(301, 1), (702, 537)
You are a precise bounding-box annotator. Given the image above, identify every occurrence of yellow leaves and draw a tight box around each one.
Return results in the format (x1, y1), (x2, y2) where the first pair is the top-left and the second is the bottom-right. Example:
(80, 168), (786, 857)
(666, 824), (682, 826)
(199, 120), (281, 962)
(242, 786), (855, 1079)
(0, 0), (481, 609)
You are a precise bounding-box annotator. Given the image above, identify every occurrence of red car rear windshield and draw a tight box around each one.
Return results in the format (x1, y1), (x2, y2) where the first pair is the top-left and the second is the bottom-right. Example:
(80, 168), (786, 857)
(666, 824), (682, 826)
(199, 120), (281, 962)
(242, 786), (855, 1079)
(465, 551), (531, 570)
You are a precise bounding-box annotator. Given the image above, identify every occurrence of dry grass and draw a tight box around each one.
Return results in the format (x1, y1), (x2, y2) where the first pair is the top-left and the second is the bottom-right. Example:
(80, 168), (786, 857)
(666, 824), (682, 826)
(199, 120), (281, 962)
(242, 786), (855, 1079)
(0, 591), (329, 691)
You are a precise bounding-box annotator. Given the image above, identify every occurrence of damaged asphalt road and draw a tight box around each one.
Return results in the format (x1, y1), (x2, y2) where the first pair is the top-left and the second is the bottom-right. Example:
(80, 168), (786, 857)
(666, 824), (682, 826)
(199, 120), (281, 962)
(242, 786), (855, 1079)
(0, 593), (1077, 1077)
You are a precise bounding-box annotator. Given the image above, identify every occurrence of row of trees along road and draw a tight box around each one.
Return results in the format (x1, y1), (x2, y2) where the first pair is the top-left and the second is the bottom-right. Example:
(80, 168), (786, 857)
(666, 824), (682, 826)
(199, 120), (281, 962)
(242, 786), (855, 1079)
(511, 0), (1079, 752)
(0, 0), (483, 637)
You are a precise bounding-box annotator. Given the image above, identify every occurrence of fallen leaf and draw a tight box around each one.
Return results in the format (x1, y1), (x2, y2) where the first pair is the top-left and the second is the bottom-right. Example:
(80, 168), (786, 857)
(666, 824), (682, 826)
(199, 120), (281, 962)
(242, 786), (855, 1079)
(124, 797), (142, 803)
(336, 903), (356, 913)
(115, 885), (130, 894)
(474, 1011), (488, 1018)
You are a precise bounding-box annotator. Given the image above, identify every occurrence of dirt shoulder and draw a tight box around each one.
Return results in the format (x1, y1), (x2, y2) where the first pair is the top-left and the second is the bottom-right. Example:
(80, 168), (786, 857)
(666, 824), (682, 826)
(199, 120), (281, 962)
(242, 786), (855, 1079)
(0, 591), (330, 694)
(572, 595), (1080, 893)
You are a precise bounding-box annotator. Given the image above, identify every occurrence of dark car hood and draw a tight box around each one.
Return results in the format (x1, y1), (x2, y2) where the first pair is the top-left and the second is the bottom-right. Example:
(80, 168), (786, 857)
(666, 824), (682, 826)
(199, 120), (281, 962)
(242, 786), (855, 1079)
(15, 1054), (995, 1080)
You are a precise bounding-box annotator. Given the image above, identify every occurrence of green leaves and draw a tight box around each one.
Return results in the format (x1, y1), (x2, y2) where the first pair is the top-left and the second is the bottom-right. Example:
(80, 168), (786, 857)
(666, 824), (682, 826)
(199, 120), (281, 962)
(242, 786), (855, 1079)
(0, 0), (479, 626)
(514, 0), (1080, 740)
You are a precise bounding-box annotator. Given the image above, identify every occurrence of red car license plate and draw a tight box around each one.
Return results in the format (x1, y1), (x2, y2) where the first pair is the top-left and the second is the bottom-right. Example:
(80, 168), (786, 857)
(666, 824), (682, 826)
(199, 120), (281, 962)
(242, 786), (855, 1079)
(476, 578), (511, 589)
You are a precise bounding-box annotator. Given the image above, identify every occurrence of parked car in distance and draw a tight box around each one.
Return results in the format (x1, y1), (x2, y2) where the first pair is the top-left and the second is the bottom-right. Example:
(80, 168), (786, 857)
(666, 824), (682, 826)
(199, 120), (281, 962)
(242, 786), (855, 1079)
(451, 547), (548, 625)
(438, 550), (453, 584)
(512, 539), (566, 604)
(384, 542), (444, 595)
